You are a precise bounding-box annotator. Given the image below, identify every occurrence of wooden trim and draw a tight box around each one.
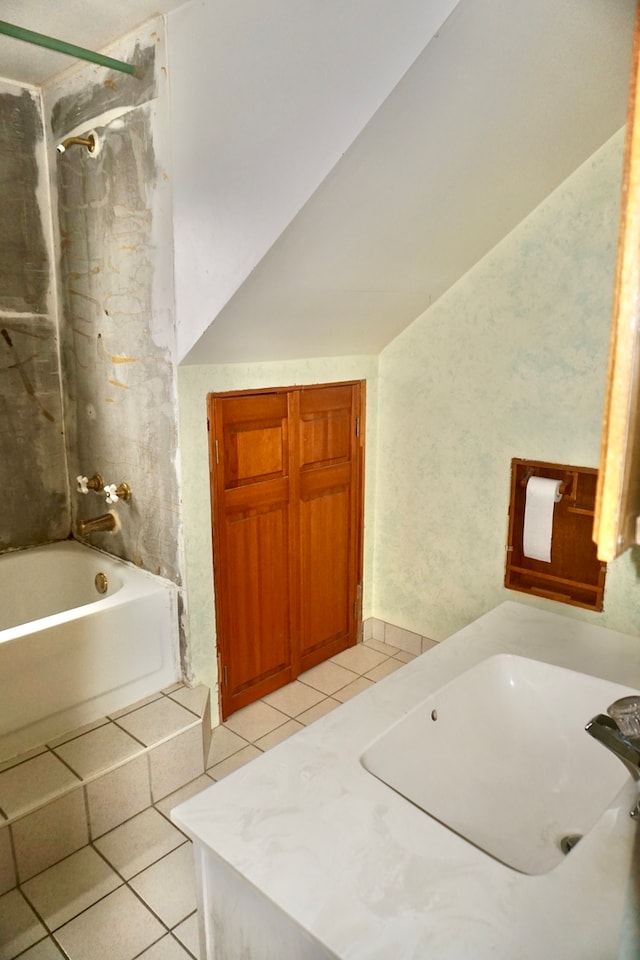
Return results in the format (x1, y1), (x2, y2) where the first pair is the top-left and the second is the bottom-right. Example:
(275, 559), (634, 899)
(506, 458), (606, 611)
(594, 0), (640, 560)
(208, 380), (366, 721)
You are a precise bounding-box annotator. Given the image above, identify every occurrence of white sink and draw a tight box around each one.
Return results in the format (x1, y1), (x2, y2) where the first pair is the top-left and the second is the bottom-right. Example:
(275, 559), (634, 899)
(361, 654), (637, 874)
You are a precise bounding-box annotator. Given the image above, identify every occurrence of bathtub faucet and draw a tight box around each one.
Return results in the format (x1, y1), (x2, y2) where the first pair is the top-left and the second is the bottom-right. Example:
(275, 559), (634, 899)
(586, 696), (640, 819)
(77, 512), (117, 536)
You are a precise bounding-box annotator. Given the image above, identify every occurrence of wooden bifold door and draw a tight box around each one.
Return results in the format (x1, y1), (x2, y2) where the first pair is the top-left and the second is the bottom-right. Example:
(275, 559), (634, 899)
(208, 381), (364, 719)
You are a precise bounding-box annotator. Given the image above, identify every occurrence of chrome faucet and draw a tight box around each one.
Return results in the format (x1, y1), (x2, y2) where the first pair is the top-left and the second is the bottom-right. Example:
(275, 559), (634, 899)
(586, 696), (640, 820)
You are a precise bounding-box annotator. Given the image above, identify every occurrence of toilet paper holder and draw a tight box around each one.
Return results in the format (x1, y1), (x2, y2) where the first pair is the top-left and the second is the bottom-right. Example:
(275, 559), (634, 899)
(505, 458), (606, 612)
(519, 468), (577, 502)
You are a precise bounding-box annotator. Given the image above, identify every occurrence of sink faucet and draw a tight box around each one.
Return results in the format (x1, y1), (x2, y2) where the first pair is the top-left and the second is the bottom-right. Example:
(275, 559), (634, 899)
(586, 696), (640, 820)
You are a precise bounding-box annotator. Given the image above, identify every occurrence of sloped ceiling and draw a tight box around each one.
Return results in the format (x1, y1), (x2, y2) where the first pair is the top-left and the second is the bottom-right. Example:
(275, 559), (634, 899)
(0, 1), (635, 366)
(184, 0), (635, 363)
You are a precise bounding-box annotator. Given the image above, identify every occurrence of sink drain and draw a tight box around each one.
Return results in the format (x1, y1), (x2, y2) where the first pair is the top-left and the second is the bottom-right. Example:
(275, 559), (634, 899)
(560, 833), (583, 855)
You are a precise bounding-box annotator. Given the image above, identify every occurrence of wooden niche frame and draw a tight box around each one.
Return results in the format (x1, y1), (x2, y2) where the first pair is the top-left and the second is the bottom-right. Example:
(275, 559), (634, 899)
(505, 458), (607, 611)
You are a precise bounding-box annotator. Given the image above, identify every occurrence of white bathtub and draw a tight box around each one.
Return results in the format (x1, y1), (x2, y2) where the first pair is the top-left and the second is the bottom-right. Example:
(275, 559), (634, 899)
(0, 540), (180, 762)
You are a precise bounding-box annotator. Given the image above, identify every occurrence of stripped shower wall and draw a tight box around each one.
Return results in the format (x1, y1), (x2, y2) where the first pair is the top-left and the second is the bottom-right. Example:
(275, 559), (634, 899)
(0, 80), (68, 549)
(43, 19), (183, 590)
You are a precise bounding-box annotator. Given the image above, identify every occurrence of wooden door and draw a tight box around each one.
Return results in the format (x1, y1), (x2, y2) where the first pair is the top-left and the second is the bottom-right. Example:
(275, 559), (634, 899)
(209, 381), (364, 719)
(297, 384), (363, 672)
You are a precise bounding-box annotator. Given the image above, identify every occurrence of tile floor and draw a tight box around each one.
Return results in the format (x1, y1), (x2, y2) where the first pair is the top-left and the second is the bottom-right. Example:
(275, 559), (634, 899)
(0, 636), (422, 960)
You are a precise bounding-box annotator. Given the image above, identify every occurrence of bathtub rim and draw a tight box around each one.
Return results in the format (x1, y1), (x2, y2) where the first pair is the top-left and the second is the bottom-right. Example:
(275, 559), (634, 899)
(0, 539), (174, 644)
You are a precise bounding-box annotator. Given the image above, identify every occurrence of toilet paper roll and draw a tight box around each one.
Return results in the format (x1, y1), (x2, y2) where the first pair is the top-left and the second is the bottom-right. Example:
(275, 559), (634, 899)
(522, 476), (563, 563)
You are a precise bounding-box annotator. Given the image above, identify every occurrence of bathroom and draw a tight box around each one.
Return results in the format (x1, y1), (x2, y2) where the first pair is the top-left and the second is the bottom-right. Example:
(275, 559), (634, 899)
(1, 0), (640, 957)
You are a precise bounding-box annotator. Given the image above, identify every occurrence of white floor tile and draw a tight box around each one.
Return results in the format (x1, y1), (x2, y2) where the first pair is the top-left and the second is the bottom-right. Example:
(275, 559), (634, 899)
(0, 753), (79, 819)
(298, 660), (359, 696)
(149, 726), (205, 802)
(155, 775), (215, 822)
(223, 701), (288, 742)
(364, 659), (404, 683)
(0, 826), (15, 896)
(208, 745), (262, 781)
(205, 726), (249, 768)
(296, 698), (341, 726)
(330, 645), (388, 675)
(0, 747), (47, 777)
(172, 913), (200, 959)
(54, 885), (165, 960)
(12, 789), (88, 883)
(136, 936), (195, 959)
(86, 753), (151, 839)
(94, 808), (186, 880)
(393, 650), (417, 663)
(21, 845), (122, 931)
(0, 654), (393, 960)
(46, 717), (110, 749)
(130, 842), (197, 928)
(362, 637), (402, 657)
(115, 698), (198, 747)
(108, 692), (163, 720)
(254, 719), (304, 751)
(261, 681), (325, 718)
(167, 685), (209, 718)
(0, 889), (47, 960)
(10, 938), (64, 959)
(332, 676), (375, 703)
(52, 723), (141, 779)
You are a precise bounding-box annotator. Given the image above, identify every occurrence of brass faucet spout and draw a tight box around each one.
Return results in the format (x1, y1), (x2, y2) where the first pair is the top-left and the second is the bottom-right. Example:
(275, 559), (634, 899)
(77, 512), (117, 536)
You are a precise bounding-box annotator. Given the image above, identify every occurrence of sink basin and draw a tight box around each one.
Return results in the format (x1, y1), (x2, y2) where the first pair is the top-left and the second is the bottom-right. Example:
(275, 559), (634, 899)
(361, 654), (637, 874)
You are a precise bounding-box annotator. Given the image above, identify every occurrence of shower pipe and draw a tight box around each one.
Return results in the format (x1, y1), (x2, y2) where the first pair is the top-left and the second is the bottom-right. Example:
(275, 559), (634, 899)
(0, 20), (136, 77)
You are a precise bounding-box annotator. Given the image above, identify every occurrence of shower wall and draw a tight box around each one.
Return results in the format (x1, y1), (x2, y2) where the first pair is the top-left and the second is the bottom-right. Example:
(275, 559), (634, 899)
(0, 80), (68, 549)
(42, 20), (183, 589)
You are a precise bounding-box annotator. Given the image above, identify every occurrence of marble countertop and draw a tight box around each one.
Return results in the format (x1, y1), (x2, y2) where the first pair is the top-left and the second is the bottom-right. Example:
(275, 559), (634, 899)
(172, 602), (640, 959)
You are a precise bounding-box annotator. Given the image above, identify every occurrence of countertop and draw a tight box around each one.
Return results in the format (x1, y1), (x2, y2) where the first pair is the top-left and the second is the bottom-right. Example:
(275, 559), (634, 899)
(172, 602), (640, 959)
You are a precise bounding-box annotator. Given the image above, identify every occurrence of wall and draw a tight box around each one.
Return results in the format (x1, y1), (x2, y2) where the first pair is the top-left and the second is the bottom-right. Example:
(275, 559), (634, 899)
(178, 357), (378, 701)
(167, 0), (460, 361)
(0, 79), (68, 549)
(374, 127), (640, 641)
(42, 21), (183, 593)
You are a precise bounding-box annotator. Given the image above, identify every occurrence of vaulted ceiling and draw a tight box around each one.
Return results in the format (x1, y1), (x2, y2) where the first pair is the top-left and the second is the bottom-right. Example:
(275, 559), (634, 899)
(181, 0), (635, 363)
(0, 1), (635, 364)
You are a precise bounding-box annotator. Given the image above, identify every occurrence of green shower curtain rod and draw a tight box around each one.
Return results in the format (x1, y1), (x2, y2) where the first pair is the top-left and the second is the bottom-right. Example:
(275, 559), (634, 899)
(0, 20), (136, 76)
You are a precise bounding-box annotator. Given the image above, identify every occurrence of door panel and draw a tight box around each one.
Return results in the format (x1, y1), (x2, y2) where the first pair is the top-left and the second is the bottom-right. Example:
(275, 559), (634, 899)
(298, 385), (360, 670)
(211, 392), (294, 715)
(221, 394), (288, 488)
(299, 384), (353, 470)
(225, 504), (291, 690)
(210, 382), (364, 719)
(299, 485), (351, 661)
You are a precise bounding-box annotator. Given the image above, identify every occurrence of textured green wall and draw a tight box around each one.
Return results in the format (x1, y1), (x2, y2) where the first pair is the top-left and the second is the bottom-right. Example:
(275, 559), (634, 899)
(373, 128), (640, 641)
(179, 129), (640, 703)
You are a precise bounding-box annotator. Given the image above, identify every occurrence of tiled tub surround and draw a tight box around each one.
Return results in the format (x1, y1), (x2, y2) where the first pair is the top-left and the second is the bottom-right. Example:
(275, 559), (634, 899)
(173, 603), (640, 960)
(0, 633), (420, 959)
(0, 542), (180, 763)
(0, 683), (210, 894)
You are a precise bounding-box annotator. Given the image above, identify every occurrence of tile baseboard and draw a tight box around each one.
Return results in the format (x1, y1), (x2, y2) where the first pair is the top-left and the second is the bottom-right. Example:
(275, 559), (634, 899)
(362, 617), (438, 656)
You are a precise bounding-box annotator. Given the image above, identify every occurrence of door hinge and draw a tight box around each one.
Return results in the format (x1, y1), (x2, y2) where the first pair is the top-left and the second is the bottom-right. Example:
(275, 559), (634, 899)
(207, 418), (210, 432)
(215, 439), (220, 464)
(223, 664), (228, 687)
(355, 416), (360, 437)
